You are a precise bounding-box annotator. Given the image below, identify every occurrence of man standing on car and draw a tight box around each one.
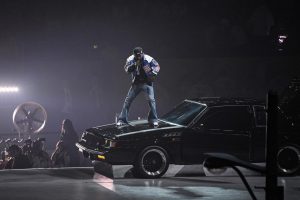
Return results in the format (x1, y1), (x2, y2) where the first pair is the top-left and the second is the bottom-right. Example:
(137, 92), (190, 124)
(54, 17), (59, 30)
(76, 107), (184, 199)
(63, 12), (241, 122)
(117, 47), (160, 127)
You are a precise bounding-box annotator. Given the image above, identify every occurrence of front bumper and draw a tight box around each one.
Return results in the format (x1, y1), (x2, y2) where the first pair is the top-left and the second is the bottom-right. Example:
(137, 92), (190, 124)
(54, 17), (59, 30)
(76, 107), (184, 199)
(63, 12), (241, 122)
(75, 142), (107, 155)
(76, 141), (135, 164)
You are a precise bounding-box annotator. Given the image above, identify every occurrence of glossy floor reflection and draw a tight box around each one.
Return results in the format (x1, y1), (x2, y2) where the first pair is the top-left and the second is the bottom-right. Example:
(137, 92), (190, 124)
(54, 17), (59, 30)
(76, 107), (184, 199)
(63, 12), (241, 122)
(0, 167), (299, 200)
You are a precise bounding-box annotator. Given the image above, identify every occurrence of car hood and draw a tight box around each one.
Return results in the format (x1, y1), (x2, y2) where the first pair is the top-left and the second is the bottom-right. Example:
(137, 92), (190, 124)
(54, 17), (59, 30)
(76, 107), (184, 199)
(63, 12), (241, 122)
(85, 120), (184, 139)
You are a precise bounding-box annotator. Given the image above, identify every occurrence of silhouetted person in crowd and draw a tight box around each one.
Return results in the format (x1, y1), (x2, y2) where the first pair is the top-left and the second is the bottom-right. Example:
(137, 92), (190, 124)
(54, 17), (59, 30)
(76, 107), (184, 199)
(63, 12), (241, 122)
(51, 141), (70, 167)
(59, 119), (80, 166)
(117, 47), (160, 126)
(22, 139), (33, 156)
(0, 150), (7, 169)
(31, 139), (51, 168)
(5, 145), (31, 169)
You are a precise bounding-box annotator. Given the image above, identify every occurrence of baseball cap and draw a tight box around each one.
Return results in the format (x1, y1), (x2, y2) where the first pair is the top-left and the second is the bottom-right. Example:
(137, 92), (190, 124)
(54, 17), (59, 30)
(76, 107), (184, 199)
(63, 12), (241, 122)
(133, 47), (143, 56)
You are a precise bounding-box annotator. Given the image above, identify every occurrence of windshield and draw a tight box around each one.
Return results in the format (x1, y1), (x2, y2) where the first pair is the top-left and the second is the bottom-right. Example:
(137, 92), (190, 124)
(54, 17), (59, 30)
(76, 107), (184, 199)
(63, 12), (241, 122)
(161, 100), (206, 126)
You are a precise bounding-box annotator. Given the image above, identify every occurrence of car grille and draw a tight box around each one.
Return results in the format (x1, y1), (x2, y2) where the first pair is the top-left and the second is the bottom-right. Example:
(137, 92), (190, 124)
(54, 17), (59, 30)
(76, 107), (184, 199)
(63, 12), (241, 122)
(81, 131), (105, 148)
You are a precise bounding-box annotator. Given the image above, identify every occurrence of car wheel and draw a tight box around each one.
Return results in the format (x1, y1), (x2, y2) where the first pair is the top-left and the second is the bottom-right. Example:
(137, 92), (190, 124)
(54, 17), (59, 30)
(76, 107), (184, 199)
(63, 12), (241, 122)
(202, 158), (227, 176)
(203, 166), (228, 176)
(133, 146), (169, 178)
(277, 145), (300, 175)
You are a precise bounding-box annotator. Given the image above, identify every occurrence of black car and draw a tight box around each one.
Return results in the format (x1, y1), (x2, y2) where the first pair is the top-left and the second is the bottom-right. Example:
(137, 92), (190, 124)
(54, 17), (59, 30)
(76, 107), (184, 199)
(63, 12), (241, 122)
(76, 80), (300, 178)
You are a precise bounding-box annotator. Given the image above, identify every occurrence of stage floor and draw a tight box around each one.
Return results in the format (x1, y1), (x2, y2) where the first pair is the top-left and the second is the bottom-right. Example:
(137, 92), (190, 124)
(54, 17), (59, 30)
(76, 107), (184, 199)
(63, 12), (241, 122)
(0, 167), (299, 200)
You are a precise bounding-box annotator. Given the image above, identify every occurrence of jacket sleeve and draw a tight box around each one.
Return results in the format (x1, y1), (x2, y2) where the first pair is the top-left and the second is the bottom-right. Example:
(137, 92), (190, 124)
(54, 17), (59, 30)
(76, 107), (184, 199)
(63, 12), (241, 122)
(124, 58), (136, 73)
(150, 58), (160, 75)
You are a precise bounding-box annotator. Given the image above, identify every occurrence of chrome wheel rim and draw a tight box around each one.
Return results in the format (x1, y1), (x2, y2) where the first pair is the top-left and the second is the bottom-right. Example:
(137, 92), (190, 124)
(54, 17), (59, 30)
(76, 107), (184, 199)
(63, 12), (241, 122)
(141, 149), (167, 176)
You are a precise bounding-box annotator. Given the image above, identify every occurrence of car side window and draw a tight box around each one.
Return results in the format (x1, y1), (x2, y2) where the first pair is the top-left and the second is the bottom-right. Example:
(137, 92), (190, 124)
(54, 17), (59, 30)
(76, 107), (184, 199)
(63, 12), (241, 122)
(254, 106), (266, 126)
(196, 106), (252, 131)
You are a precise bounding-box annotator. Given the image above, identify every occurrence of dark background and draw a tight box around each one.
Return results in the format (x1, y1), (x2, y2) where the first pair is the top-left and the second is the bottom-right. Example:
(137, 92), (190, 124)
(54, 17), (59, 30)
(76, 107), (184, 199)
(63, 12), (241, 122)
(0, 0), (300, 134)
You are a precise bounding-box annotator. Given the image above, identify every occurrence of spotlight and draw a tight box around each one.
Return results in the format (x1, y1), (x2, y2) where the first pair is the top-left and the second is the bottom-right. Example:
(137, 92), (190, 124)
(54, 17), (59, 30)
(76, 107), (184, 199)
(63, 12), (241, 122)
(278, 35), (288, 44)
(0, 86), (19, 93)
(277, 34), (288, 51)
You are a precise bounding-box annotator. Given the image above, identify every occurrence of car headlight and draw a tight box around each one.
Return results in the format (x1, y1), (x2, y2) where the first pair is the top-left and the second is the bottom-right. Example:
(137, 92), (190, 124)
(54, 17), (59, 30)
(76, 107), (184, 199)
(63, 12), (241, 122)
(104, 139), (118, 148)
(81, 131), (88, 140)
(109, 140), (117, 148)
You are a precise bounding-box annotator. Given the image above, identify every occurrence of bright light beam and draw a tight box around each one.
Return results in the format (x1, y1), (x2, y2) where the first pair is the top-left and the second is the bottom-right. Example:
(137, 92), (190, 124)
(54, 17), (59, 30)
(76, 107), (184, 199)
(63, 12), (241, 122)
(0, 86), (19, 93)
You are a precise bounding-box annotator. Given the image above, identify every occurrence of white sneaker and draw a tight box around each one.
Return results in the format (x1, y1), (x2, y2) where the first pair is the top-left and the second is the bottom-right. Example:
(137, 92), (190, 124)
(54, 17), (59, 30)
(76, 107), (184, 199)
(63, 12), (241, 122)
(116, 120), (126, 126)
(152, 121), (159, 127)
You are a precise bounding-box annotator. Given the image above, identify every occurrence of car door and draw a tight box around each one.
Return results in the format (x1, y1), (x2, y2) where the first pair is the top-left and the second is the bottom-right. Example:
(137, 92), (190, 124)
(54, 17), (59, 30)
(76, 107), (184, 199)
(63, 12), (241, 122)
(250, 105), (267, 162)
(182, 105), (252, 163)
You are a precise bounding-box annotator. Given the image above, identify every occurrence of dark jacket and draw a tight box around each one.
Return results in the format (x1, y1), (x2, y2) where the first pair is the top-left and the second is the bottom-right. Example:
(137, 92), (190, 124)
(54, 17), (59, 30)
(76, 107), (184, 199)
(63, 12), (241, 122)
(124, 54), (160, 84)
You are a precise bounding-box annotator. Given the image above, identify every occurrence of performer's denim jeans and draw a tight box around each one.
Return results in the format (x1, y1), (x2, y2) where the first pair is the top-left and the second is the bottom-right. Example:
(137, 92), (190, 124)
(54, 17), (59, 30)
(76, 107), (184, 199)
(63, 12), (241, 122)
(118, 83), (158, 123)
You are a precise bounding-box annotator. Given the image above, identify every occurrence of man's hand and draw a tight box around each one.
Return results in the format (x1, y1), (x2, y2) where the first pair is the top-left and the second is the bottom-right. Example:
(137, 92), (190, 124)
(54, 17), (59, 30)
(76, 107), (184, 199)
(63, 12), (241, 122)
(143, 65), (152, 73)
(125, 62), (136, 73)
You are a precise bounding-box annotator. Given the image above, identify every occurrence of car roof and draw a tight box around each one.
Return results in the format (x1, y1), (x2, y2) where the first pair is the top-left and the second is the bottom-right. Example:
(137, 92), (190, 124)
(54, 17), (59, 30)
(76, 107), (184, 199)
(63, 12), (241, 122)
(189, 97), (265, 107)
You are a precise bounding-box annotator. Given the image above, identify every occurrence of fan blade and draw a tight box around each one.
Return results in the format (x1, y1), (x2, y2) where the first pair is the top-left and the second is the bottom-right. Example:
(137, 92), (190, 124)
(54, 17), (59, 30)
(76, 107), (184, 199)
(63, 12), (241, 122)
(31, 107), (41, 117)
(32, 118), (44, 124)
(16, 119), (28, 124)
(21, 107), (29, 117)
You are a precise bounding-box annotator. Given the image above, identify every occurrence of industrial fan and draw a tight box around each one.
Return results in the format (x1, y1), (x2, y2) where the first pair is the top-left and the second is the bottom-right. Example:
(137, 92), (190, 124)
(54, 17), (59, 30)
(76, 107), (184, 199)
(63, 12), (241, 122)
(12, 102), (47, 138)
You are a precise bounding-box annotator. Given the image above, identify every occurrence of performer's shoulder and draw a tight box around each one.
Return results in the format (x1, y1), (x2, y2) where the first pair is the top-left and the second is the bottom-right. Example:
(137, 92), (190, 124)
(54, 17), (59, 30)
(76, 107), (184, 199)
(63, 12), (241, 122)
(127, 54), (155, 63)
(144, 54), (154, 62)
(127, 55), (134, 61)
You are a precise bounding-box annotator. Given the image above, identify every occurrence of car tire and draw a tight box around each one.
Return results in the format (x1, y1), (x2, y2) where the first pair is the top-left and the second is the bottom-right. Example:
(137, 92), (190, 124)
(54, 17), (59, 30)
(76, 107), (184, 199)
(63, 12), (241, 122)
(133, 146), (169, 178)
(202, 158), (228, 176)
(203, 165), (228, 176)
(277, 145), (300, 175)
